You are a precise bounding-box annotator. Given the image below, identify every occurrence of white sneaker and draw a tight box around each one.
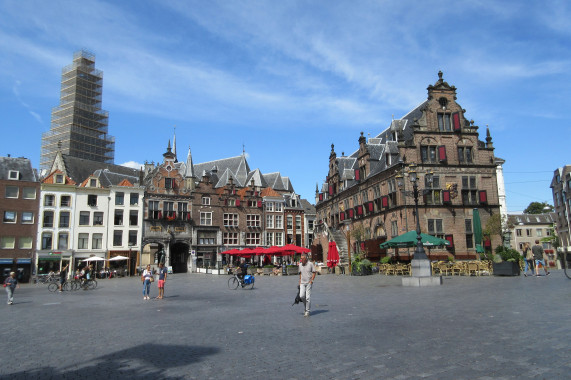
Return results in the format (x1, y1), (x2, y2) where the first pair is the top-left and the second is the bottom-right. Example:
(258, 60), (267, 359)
(304, 311), (310, 317)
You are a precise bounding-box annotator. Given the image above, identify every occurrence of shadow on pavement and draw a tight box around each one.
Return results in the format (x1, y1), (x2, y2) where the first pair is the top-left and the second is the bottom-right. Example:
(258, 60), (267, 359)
(6, 343), (220, 379)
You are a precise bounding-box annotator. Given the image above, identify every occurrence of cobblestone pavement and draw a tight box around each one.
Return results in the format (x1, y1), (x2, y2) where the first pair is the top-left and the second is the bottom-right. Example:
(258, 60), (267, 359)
(1, 270), (569, 379)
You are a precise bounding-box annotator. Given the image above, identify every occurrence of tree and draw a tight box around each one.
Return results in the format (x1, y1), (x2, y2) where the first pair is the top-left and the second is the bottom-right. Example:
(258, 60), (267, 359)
(541, 226), (560, 250)
(523, 202), (553, 214)
(483, 213), (503, 242)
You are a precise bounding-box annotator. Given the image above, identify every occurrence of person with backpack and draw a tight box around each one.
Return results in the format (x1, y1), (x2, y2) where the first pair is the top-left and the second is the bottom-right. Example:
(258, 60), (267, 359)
(522, 242), (535, 277)
(532, 240), (550, 277)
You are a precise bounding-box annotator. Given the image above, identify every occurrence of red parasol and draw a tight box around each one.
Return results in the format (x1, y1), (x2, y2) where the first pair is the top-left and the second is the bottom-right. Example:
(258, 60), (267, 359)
(327, 241), (340, 268)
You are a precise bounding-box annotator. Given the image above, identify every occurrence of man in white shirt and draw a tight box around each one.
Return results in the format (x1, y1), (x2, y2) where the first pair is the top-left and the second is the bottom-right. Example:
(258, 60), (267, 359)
(298, 253), (316, 317)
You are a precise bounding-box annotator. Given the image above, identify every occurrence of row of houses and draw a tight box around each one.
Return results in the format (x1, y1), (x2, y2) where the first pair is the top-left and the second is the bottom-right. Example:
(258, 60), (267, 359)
(0, 145), (315, 282)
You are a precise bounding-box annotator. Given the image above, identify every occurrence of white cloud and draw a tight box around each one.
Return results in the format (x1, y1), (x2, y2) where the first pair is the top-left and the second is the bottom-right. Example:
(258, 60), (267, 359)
(120, 161), (144, 170)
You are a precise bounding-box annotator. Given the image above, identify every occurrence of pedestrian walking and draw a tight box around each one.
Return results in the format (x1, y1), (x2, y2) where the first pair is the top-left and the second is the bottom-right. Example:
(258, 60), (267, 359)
(157, 262), (167, 299)
(532, 240), (550, 276)
(298, 253), (316, 317)
(59, 263), (69, 291)
(522, 243), (535, 277)
(4, 271), (19, 305)
(142, 264), (153, 300)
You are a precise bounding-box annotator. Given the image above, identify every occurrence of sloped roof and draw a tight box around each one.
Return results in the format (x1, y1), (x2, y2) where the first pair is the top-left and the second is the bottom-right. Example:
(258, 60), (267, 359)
(84, 169), (139, 188)
(261, 187), (281, 197)
(42, 169), (76, 185)
(263, 172), (287, 191)
(0, 156), (38, 182)
(300, 199), (316, 214)
(508, 213), (554, 226)
(58, 154), (140, 185)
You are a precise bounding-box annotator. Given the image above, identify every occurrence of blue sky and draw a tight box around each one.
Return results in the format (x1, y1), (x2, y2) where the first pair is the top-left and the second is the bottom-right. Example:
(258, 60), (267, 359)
(1, 0), (569, 212)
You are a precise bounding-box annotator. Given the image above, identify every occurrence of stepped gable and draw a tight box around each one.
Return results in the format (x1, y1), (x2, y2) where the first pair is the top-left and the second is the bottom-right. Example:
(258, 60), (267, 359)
(57, 154), (140, 185)
(42, 169), (76, 185)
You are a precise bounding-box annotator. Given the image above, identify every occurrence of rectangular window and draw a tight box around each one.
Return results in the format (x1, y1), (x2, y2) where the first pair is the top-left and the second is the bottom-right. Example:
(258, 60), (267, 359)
(200, 212), (212, 226)
(465, 219), (473, 249)
(198, 232), (216, 245)
(266, 215), (274, 228)
(266, 232), (274, 246)
(114, 210), (124, 226)
(21, 212), (34, 224)
(90, 179), (97, 187)
(246, 232), (261, 245)
(130, 193), (139, 205)
(79, 211), (90, 226)
(0, 236), (15, 249)
(247, 214), (261, 227)
(115, 192), (124, 206)
(516, 229), (522, 237)
(128, 230), (137, 246)
(536, 228), (542, 237)
(78, 233), (89, 249)
(59, 211), (70, 228)
(60, 195), (71, 207)
(428, 219), (444, 239)
(424, 176), (441, 205)
(223, 232), (239, 245)
(3, 211), (16, 223)
(19, 236), (33, 249)
(458, 147), (473, 164)
(22, 187), (36, 199)
(149, 201), (160, 219)
(92, 233), (103, 249)
(44, 194), (54, 206)
(5, 186), (19, 198)
(391, 221), (398, 237)
(43, 211), (54, 228)
(202, 196), (210, 206)
(275, 232), (283, 246)
(178, 202), (189, 221)
(8, 170), (19, 180)
(266, 202), (274, 212)
(129, 210), (138, 226)
(223, 213), (239, 227)
(163, 202), (175, 218)
(437, 113), (452, 131)
(87, 194), (97, 207)
(165, 178), (173, 189)
(58, 233), (68, 250)
(275, 203), (283, 212)
(41, 232), (52, 250)
(526, 229), (532, 237)
(93, 212), (104, 226)
(296, 215), (302, 230)
(275, 215), (283, 229)
(113, 230), (122, 247)
(286, 215), (293, 229)
(421, 146), (437, 163)
(461, 177), (478, 205)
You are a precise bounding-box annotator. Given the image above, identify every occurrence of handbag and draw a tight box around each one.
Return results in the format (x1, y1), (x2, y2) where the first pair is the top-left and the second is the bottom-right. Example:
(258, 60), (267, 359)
(149, 276), (154, 283)
(141, 276), (144, 282)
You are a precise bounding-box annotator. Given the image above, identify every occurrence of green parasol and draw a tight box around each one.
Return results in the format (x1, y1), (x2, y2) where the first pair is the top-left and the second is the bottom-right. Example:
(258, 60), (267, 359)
(473, 208), (484, 253)
(379, 230), (450, 249)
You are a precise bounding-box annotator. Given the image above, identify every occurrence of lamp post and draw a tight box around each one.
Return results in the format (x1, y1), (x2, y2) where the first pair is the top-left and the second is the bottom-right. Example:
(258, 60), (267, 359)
(397, 164), (440, 286)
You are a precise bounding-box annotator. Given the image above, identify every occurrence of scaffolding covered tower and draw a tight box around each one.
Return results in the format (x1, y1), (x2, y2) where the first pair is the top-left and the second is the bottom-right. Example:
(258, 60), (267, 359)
(40, 50), (115, 171)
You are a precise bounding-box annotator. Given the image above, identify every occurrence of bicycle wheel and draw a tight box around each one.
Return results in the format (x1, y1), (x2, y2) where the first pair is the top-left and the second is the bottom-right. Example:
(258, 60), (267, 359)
(62, 282), (71, 291)
(228, 277), (239, 290)
(88, 279), (97, 290)
(244, 277), (255, 290)
(48, 283), (59, 292)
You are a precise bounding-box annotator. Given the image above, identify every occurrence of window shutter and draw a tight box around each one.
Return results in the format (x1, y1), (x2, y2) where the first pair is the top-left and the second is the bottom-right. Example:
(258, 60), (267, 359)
(479, 190), (488, 204)
(257, 200), (262, 208)
(236, 199), (240, 207)
(172, 211), (176, 219)
(445, 234), (454, 248)
(442, 190), (451, 203)
(357, 205), (363, 215)
(438, 145), (447, 162)
(348, 209), (354, 218)
(328, 185), (333, 195)
(319, 193), (323, 201)
(187, 212), (191, 221)
(452, 112), (461, 131)
(158, 211), (162, 219)
(484, 239), (491, 248)
(354, 169), (360, 181)
(368, 201), (374, 212)
(340, 211), (345, 221)
(382, 196), (388, 208)
(360, 242), (365, 250)
(224, 199), (228, 206)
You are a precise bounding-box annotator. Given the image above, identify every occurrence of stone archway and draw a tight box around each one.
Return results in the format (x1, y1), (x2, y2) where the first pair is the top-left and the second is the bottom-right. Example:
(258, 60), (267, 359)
(170, 241), (190, 273)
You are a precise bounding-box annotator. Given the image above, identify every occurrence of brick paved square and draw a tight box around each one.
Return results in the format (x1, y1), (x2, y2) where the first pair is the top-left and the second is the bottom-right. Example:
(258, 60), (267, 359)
(1, 272), (569, 379)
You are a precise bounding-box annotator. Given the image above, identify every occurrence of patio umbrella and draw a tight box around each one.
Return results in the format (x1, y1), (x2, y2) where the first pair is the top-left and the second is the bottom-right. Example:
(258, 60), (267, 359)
(221, 249), (242, 255)
(281, 244), (310, 254)
(379, 230), (450, 249)
(82, 257), (106, 262)
(108, 255), (129, 261)
(327, 241), (340, 268)
(473, 208), (484, 253)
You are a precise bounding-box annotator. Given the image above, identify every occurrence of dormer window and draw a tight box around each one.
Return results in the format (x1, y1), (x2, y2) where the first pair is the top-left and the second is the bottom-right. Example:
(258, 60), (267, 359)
(90, 178), (97, 187)
(8, 170), (19, 180)
(55, 174), (64, 184)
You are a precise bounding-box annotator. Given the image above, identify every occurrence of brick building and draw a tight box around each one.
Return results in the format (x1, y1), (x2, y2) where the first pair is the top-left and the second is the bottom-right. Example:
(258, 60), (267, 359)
(0, 156), (40, 282)
(314, 72), (503, 265)
(550, 165), (571, 248)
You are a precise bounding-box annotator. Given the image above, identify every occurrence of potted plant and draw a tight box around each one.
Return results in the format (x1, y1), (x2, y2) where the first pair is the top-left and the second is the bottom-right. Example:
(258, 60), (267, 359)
(492, 246), (521, 276)
(351, 257), (372, 276)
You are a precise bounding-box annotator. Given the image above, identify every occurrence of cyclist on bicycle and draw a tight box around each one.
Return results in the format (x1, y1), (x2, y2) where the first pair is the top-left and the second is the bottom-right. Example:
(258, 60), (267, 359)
(237, 258), (248, 284)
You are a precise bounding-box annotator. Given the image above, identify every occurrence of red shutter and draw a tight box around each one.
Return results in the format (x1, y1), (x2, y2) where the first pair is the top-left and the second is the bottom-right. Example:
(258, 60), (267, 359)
(158, 211), (162, 219)
(445, 234), (454, 248)
(360, 242), (365, 250)
(484, 239), (491, 248)
(172, 211), (176, 219)
(438, 145), (447, 161)
(328, 185), (333, 195)
(319, 193), (323, 201)
(368, 202), (374, 212)
(442, 190), (451, 203)
(479, 190), (488, 204)
(354, 169), (360, 181)
(453, 112), (461, 131)
(382, 196), (388, 208)
(186, 212), (191, 221)
(257, 200), (262, 208)
(236, 199), (240, 207)
(357, 205), (363, 215)
(348, 209), (354, 218)
(340, 212), (345, 221)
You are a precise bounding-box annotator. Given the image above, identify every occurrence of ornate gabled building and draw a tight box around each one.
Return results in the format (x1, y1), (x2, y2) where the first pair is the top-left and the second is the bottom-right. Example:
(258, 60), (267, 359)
(141, 142), (305, 272)
(314, 72), (503, 265)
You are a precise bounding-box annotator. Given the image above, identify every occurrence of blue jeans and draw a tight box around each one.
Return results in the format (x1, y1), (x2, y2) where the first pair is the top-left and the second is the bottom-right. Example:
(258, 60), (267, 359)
(142, 280), (151, 296)
(524, 259), (534, 274)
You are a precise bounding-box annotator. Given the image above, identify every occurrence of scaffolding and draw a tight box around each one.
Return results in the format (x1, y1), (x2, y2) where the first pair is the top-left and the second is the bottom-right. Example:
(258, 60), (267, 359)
(40, 49), (115, 171)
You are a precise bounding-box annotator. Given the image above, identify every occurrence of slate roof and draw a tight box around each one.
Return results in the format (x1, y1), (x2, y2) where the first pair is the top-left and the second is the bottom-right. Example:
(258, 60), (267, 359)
(58, 154), (140, 185)
(193, 155), (251, 188)
(0, 156), (39, 182)
(300, 199), (316, 214)
(90, 168), (140, 188)
(507, 213), (554, 226)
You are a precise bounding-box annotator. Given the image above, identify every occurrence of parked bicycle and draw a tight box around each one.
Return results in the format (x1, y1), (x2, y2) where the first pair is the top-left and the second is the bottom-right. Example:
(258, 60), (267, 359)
(227, 273), (254, 290)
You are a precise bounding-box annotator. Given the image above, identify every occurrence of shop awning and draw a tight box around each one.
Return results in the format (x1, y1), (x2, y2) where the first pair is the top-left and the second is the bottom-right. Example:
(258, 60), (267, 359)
(0, 259), (14, 264)
(17, 259), (31, 264)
